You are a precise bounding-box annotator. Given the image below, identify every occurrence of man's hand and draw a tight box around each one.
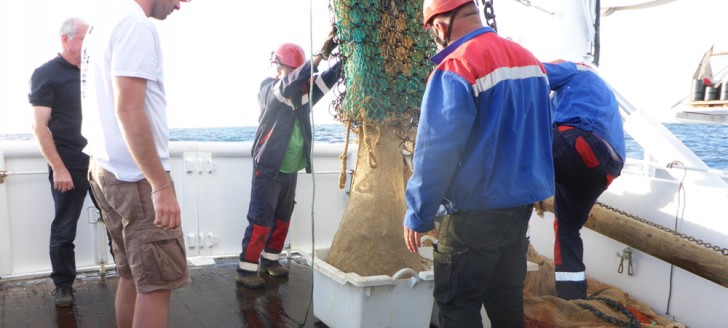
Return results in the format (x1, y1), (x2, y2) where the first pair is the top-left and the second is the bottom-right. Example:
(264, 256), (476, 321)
(403, 226), (423, 254)
(152, 187), (181, 229)
(52, 167), (75, 192)
(319, 25), (338, 60)
(115, 76), (181, 229)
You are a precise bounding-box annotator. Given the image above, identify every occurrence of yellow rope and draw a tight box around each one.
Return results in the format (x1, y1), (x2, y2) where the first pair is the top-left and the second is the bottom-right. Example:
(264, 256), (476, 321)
(338, 120), (352, 189)
(369, 124), (380, 169)
(360, 105), (378, 169)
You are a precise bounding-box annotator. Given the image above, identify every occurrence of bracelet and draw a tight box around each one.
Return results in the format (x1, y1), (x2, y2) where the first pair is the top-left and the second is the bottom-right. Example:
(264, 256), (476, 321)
(152, 183), (170, 194)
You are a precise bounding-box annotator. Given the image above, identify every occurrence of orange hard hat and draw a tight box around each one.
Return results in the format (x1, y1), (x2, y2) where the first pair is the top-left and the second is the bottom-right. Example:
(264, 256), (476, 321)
(270, 43), (305, 68)
(423, 0), (473, 29)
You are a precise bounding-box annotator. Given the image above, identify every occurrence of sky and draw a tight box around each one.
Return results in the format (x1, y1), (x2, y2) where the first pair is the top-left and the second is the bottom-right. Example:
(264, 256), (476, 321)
(2, 0), (333, 134)
(2, 0), (728, 134)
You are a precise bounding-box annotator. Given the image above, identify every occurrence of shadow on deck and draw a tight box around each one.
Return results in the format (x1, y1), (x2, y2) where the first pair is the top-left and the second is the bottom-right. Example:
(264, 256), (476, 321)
(0, 256), (329, 328)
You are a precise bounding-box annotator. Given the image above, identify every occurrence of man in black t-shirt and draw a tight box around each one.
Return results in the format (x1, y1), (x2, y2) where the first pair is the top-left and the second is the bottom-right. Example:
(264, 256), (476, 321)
(28, 17), (90, 308)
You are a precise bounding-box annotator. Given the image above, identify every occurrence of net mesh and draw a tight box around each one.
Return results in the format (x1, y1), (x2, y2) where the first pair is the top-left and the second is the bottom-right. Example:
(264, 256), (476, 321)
(328, 0), (434, 127)
(524, 245), (685, 328)
(322, 0), (434, 279)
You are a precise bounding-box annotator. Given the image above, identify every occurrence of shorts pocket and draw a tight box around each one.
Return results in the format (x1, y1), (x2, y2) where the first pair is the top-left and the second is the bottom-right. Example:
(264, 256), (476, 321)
(433, 247), (468, 304)
(140, 228), (188, 283)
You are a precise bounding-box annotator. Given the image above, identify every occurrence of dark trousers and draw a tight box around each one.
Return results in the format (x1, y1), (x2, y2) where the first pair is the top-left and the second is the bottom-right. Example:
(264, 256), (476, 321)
(48, 168), (90, 288)
(87, 186), (115, 263)
(552, 126), (623, 300)
(434, 204), (532, 328)
(238, 171), (297, 274)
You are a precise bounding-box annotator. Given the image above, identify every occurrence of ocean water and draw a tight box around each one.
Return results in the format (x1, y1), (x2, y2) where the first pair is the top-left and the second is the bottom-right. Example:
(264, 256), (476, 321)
(2, 123), (727, 170)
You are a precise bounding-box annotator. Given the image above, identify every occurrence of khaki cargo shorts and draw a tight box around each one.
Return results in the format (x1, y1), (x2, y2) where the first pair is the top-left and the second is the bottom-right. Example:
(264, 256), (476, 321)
(89, 159), (190, 293)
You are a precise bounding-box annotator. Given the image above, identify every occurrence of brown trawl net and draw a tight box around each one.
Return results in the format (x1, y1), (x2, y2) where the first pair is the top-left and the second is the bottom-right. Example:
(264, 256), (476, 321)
(524, 244), (685, 328)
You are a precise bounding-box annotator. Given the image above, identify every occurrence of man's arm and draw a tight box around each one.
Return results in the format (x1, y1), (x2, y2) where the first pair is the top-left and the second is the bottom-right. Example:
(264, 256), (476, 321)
(404, 70), (475, 227)
(542, 62), (577, 90)
(114, 76), (180, 229)
(310, 59), (342, 106)
(32, 106), (74, 192)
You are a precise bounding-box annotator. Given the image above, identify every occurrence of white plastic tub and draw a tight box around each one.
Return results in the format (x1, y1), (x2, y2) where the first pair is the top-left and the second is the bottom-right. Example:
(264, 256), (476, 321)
(312, 248), (435, 328)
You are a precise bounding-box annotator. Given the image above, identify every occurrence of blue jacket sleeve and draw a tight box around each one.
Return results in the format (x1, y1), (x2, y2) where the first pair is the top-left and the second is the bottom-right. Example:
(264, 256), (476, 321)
(543, 62), (577, 91)
(311, 60), (342, 105)
(271, 60), (341, 106)
(403, 70), (477, 232)
(276, 61), (314, 100)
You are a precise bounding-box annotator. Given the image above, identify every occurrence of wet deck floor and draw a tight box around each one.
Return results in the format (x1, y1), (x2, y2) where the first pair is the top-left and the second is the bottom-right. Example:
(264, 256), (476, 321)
(0, 256), (329, 328)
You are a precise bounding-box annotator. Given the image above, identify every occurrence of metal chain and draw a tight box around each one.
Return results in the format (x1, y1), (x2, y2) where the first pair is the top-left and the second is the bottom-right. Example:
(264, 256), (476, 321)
(576, 297), (641, 328)
(596, 201), (728, 256)
(481, 0), (497, 31)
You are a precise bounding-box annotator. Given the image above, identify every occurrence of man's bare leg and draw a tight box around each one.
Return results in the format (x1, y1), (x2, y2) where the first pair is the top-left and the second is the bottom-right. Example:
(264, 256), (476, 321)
(116, 277), (137, 328)
(133, 289), (171, 328)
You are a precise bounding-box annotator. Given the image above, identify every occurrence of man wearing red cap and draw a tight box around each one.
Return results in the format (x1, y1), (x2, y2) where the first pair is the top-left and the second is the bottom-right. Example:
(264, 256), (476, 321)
(403, 0), (554, 326)
(236, 31), (341, 289)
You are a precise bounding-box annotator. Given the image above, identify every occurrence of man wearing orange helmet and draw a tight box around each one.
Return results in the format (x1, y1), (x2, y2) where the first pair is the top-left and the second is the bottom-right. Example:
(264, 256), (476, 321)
(236, 30), (341, 289)
(403, 0), (554, 326)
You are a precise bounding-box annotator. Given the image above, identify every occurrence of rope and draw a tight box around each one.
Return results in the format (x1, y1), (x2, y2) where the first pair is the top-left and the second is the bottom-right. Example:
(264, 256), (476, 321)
(338, 120), (351, 189)
(365, 123), (380, 169)
(358, 107), (378, 169)
(300, 1), (317, 326)
(666, 160), (688, 316)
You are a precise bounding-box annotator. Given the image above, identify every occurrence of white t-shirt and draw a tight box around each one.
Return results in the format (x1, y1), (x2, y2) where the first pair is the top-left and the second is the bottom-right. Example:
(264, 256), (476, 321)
(81, 0), (170, 182)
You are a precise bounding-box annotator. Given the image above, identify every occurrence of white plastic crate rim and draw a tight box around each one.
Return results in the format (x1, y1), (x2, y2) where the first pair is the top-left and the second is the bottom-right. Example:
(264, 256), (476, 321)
(312, 248), (435, 328)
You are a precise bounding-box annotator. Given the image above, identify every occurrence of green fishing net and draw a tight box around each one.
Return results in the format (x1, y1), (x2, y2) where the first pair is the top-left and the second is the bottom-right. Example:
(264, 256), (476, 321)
(329, 0), (435, 125)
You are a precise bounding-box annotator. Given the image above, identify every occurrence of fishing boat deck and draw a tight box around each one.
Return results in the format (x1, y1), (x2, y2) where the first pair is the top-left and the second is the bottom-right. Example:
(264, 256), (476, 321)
(0, 256), (331, 328)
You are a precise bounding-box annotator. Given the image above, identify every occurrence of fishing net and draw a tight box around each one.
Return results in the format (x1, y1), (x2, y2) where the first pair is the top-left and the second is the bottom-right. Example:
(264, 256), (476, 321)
(324, 0), (435, 276)
(328, 0), (434, 125)
(524, 244), (685, 328)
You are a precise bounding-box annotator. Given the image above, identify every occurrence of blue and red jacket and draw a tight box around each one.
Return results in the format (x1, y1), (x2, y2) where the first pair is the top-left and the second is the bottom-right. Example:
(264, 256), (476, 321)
(542, 61), (626, 161)
(404, 27), (555, 232)
(253, 60), (341, 178)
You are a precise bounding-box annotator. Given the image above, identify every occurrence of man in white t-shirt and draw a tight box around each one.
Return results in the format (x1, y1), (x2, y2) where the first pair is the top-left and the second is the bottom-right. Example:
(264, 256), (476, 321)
(81, 0), (191, 327)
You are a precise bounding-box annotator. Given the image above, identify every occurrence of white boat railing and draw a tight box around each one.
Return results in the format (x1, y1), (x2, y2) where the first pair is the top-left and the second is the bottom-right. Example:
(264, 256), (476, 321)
(0, 141), (356, 279)
(665, 162), (728, 180)
(624, 158), (728, 181)
(0, 170), (46, 176)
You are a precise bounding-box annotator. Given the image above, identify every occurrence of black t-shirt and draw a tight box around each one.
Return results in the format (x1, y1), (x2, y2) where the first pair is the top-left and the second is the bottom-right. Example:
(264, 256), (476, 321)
(29, 55), (89, 172)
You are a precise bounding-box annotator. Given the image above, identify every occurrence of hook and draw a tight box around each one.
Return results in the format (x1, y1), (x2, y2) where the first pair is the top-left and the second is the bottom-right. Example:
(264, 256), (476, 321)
(617, 247), (633, 275)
